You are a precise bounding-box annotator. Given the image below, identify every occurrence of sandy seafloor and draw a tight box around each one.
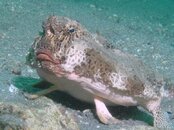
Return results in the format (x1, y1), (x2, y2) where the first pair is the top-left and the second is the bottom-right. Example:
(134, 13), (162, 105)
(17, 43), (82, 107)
(0, 0), (174, 130)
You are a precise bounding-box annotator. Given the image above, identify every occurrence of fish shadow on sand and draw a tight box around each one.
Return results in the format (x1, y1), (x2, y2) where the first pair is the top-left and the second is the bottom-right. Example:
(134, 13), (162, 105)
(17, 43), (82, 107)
(12, 76), (153, 125)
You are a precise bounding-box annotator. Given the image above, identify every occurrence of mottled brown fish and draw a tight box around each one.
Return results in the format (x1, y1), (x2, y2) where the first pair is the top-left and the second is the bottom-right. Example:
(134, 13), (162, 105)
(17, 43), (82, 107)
(26, 16), (174, 129)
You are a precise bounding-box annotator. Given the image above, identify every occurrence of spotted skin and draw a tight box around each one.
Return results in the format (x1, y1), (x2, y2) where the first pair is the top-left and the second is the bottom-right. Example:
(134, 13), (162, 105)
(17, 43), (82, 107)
(26, 16), (174, 129)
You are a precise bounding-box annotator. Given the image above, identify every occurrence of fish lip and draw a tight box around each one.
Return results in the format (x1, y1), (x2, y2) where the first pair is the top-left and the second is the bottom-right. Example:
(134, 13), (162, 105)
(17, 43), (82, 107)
(36, 49), (65, 77)
(36, 50), (60, 64)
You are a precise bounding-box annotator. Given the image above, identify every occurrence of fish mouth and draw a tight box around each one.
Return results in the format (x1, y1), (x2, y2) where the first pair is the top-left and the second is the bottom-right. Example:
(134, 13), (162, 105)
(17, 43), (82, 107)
(36, 50), (60, 64)
(36, 49), (65, 77)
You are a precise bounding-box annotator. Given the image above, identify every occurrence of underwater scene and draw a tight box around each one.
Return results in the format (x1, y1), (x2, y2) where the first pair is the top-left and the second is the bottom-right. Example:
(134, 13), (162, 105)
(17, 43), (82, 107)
(0, 0), (174, 130)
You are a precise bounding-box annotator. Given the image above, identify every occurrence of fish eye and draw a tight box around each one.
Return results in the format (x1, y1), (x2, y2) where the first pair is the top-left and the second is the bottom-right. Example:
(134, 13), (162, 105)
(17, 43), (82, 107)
(68, 27), (75, 33)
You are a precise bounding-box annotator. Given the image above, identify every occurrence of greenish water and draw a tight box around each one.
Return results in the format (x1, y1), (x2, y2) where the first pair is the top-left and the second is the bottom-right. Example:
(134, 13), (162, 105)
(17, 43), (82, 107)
(0, 0), (174, 129)
(0, 0), (174, 82)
